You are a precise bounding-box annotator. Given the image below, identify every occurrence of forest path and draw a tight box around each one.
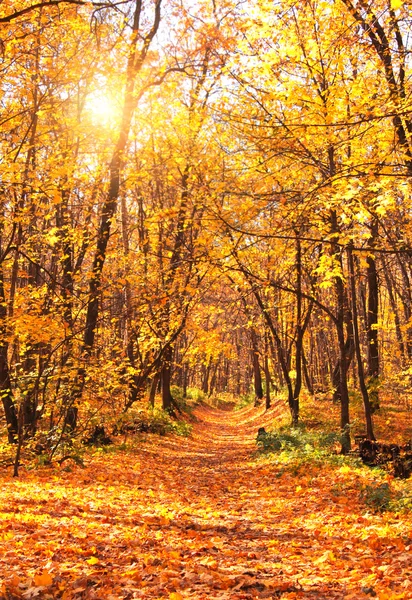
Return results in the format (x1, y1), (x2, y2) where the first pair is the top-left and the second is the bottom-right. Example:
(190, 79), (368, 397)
(1, 403), (411, 600)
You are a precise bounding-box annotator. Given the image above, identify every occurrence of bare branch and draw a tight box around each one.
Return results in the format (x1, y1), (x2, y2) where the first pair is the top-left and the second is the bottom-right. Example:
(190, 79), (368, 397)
(0, 0), (129, 24)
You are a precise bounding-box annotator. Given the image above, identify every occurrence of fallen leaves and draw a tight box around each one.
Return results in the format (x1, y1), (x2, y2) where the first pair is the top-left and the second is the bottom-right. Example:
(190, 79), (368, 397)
(33, 570), (53, 586)
(1, 404), (411, 599)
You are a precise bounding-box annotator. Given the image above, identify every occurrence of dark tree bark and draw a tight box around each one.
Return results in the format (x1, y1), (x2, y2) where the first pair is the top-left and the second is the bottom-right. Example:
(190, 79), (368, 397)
(149, 372), (160, 408)
(331, 331), (354, 403)
(201, 360), (211, 396)
(348, 246), (375, 441)
(264, 331), (271, 409)
(0, 265), (17, 442)
(336, 278), (351, 454)
(302, 346), (313, 395)
(330, 210), (351, 453)
(250, 329), (263, 403)
(161, 345), (174, 413)
(366, 220), (380, 412)
(382, 256), (406, 363)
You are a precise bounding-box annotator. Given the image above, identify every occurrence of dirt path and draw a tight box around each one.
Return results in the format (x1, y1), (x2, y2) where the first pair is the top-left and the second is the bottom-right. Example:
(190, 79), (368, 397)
(1, 404), (411, 599)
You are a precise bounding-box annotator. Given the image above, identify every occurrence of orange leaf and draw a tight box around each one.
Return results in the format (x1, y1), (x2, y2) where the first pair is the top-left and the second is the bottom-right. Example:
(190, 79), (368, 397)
(34, 570), (53, 586)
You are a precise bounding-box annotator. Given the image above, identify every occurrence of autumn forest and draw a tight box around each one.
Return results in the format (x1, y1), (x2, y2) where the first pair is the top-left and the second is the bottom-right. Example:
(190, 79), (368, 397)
(1, 0), (412, 598)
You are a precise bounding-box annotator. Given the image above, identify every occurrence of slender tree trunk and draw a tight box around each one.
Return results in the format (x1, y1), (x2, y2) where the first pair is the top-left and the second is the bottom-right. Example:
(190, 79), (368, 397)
(382, 257), (406, 362)
(253, 289), (295, 421)
(366, 220), (380, 411)
(202, 361), (211, 395)
(336, 293), (351, 454)
(348, 247), (375, 440)
(291, 235), (303, 424)
(182, 364), (188, 398)
(264, 331), (271, 409)
(250, 329), (263, 403)
(302, 346), (313, 395)
(161, 345), (174, 412)
(0, 263), (17, 442)
(209, 362), (219, 397)
(149, 372), (160, 408)
(330, 209), (351, 453)
(332, 327), (354, 403)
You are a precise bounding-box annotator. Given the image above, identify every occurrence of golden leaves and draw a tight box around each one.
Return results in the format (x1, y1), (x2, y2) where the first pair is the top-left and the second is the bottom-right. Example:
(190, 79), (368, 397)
(33, 570), (53, 586)
(1, 403), (412, 599)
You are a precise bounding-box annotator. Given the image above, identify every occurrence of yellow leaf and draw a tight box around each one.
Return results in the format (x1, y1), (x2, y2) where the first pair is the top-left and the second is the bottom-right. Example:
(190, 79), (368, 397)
(34, 570), (53, 586)
(169, 593), (184, 600)
(86, 556), (99, 565)
(314, 550), (336, 564)
(391, 0), (402, 7)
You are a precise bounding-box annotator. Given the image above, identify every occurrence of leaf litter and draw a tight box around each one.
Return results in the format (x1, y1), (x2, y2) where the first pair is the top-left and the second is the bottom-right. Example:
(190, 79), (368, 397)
(1, 403), (411, 599)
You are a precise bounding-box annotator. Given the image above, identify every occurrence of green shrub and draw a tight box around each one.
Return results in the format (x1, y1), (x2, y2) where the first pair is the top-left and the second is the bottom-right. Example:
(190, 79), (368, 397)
(361, 482), (392, 512)
(235, 391), (255, 410)
(256, 429), (282, 452)
(170, 385), (185, 401)
(255, 426), (343, 470)
(168, 420), (192, 437)
(186, 387), (206, 402)
(257, 427), (340, 453)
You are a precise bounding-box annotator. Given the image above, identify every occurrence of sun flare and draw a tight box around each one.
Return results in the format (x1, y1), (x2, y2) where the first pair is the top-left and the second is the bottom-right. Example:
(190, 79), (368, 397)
(87, 92), (121, 126)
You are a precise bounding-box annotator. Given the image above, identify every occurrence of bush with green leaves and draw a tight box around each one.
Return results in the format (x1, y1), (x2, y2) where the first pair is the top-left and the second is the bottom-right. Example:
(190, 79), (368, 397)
(360, 482), (393, 512)
(256, 426), (341, 455)
(235, 390), (256, 410)
(185, 387), (206, 403)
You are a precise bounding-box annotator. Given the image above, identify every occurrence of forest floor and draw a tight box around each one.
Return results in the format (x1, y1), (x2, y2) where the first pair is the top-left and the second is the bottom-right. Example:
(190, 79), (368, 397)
(1, 401), (412, 600)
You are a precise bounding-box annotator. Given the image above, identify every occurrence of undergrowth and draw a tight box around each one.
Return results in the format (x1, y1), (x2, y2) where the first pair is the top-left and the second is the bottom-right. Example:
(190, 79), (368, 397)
(256, 425), (342, 458)
(0, 400), (194, 475)
(115, 406), (193, 438)
(256, 425), (412, 513)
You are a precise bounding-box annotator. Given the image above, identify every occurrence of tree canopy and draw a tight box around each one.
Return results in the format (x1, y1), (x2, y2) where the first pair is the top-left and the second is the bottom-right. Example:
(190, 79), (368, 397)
(1, 0), (412, 454)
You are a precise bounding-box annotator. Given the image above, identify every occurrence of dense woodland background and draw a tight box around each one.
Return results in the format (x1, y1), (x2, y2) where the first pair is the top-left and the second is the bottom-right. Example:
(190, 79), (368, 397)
(1, 0), (412, 456)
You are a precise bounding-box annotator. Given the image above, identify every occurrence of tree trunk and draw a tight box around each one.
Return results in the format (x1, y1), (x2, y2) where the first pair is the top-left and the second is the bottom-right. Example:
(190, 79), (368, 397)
(336, 294), (351, 454)
(201, 361), (211, 395)
(382, 256), (406, 363)
(366, 220), (380, 412)
(63, 0), (163, 411)
(161, 345), (174, 413)
(149, 372), (160, 408)
(250, 329), (263, 403)
(264, 332), (271, 409)
(253, 289), (296, 423)
(0, 276), (17, 442)
(348, 247), (375, 440)
(302, 346), (313, 395)
(0, 223), (17, 442)
(330, 209), (351, 453)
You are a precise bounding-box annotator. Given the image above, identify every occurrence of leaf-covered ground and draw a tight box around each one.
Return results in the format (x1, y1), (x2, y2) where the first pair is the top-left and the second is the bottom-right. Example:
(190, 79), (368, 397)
(1, 403), (412, 599)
